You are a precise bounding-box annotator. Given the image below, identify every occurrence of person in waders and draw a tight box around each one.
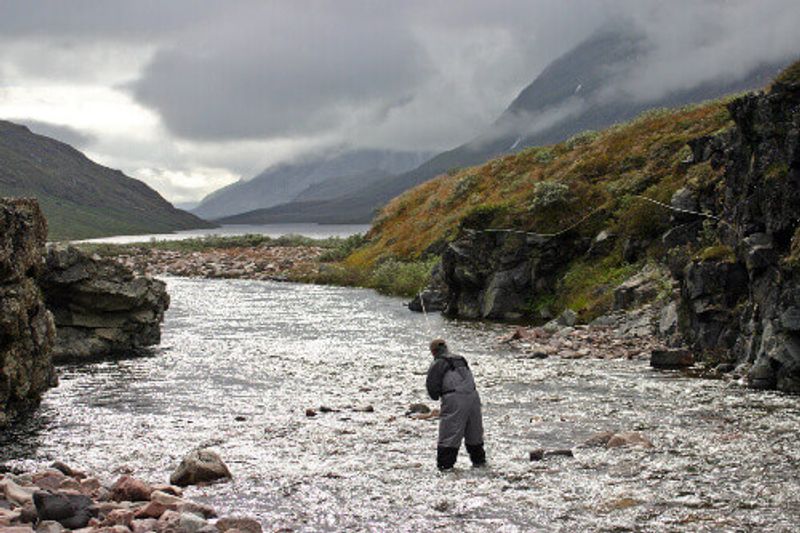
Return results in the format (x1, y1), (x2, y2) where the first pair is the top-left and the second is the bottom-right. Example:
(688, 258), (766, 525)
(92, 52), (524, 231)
(425, 338), (486, 471)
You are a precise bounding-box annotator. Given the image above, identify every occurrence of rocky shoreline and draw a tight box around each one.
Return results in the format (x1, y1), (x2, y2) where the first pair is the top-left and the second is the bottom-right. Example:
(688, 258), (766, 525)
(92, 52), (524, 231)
(112, 245), (326, 282)
(0, 450), (261, 533)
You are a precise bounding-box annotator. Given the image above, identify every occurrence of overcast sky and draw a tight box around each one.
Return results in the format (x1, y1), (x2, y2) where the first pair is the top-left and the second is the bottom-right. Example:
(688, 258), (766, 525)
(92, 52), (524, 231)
(1, 1), (798, 203)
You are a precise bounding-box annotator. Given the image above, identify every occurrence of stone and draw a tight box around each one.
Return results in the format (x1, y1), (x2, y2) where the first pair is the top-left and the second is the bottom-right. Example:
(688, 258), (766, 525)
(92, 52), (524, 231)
(79, 477), (102, 496)
(405, 403), (430, 415)
(1, 527), (35, 533)
(216, 516), (263, 533)
(0, 478), (36, 506)
(40, 245), (170, 362)
(33, 491), (95, 529)
(169, 449), (232, 487)
(110, 476), (153, 502)
(658, 301), (679, 337)
(177, 501), (216, 519)
(614, 270), (661, 311)
(529, 448), (574, 461)
(582, 431), (615, 448)
(606, 432), (654, 449)
(49, 462), (86, 480)
(179, 512), (208, 533)
(650, 349), (694, 369)
(305, 408), (317, 417)
(133, 501), (170, 519)
(35, 520), (65, 533)
(156, 510), (181, 532)
(102, 509), (134, 528)
(150, 484), (182, 497)
(31, 471), (66, 492)
(557, 309), (577, 327)
(131, 518), (159, 533)
(149, 490), (184, 508)
(0, 199), (56, 428)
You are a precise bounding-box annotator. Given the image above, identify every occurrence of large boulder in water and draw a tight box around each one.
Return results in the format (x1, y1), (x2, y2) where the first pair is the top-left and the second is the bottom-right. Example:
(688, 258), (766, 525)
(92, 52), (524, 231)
(39, 245), (169, 362)
(170, 449), (232, 487)
(0, 198), (57, 427)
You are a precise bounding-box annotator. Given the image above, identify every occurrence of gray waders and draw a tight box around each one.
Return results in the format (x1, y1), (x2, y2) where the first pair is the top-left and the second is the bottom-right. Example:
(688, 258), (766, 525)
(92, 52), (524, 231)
(426, 354), (486, 470)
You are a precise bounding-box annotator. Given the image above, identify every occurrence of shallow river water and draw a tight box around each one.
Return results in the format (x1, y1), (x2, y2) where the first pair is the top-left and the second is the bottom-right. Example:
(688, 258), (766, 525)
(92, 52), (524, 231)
(3, 278), (800, 532)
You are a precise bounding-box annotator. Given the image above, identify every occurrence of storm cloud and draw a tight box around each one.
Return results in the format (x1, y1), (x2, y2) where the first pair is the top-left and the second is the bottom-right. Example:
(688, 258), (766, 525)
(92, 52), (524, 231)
(0, 1), (798, 202)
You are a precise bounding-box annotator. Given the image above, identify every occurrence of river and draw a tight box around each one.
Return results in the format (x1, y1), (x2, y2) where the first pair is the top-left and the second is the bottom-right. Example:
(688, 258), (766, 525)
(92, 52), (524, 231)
(73, 223), (372, 244)
(2, 278), (800, 531)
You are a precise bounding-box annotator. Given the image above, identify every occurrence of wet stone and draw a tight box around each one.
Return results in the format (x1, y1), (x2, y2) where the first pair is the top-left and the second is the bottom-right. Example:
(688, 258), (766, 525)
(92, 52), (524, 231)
(650, 349), (694, 369)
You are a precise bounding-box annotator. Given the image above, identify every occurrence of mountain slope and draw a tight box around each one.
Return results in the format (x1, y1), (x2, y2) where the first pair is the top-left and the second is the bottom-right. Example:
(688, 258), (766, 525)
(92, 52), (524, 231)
(0, 120), (212, 240)
(193, 149), (432, 220)
(246, 27), (789, 224)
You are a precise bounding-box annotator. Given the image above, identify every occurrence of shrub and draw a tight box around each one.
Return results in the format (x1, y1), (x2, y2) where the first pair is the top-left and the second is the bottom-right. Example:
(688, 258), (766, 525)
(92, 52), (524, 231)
(565, 130), (600, 150)
(460, 203), (510, 230)
(530, 180), (571, 209)
(367, 257), (439, 297)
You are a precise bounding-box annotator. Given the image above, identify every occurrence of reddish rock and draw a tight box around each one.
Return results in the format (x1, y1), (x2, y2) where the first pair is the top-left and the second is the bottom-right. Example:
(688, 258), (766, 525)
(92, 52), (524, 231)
(582, 431), (615, 448)
(32, 470), (67, 491)
(177, 500), (217, 519)
(79, 477), (102, 496)
(133, 501), (170, 519)
(58, 477), (82, 492)
(216, 516), (263, 533)
(50, 462), (87, 480)
(156, 510), (181, 532)
(151, 484), (183, 497)
(110, 476), (153, 502)
(103, 509), (134, 528)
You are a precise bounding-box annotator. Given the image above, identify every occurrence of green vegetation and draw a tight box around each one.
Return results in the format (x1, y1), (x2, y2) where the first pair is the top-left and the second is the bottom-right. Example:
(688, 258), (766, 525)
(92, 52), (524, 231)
(0, 120), (210, 240)
(696, 244), (736, 263)
(329, 94), (741, 312)
(76, 233), (360, 257)
(774, 59), (800, 86)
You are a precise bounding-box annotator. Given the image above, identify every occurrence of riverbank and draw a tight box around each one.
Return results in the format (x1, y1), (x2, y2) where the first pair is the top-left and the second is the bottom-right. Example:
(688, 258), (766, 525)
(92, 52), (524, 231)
(75, 233), (435, 297)
(0, 460), (261, 532)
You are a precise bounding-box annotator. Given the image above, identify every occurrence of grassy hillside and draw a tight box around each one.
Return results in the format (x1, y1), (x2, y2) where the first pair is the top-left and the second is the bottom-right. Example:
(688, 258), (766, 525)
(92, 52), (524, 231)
(0, 120), (213, 240)
(326, 96), (737, 312)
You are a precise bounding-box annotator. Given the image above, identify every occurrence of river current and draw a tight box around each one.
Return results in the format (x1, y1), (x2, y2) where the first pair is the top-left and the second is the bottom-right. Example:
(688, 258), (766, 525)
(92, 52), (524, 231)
(3, 277), (800, 531)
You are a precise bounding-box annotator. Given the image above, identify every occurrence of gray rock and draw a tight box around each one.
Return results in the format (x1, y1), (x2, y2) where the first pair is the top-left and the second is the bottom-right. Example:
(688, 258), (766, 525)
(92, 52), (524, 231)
(33, 491), (95, 529)
(557, 309), (578, 327)
(169, 449), (232, 487)
(650, 349), (694, 369)
(40, 245), (169, 362)
(0, 199), (56, 428)
(658, 301), (678, 337)
(179, 512), (208, 533)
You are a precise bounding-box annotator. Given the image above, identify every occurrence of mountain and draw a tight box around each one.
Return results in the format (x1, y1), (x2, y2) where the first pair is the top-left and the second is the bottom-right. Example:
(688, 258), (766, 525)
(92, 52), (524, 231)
(0, 120), (212, 240)
(234, 26), (789, 225)
(192, 149), (432, 220)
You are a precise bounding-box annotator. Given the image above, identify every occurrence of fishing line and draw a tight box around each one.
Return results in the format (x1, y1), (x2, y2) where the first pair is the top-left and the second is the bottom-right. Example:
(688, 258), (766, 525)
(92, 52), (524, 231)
(418, 290), (434, 339)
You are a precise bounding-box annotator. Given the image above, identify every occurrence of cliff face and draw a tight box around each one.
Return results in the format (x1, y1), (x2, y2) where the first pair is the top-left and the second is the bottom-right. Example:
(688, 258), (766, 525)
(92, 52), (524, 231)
(0, 198), (56, 426)
(431, 76), (800, 393)
(40, 246), (170, 362)
(672, 78), (800, 392)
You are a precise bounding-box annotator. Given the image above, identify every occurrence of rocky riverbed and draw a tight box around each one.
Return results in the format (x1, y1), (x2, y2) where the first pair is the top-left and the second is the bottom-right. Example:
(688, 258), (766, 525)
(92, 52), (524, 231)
(4, 278), (799, 532)
(0, 453), (261, 533)
(113, 245), (326, 281)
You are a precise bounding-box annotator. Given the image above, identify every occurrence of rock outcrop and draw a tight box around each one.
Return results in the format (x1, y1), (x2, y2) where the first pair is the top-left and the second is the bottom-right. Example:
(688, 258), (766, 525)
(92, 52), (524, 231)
(40, 246), (169, 362)
(0, 198), (56, 427)
(670, 77), (800, 392)
(440, 229), (586, 320)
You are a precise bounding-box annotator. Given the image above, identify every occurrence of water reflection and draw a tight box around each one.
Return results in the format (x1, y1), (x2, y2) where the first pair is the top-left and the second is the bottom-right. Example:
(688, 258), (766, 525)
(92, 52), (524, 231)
(3, 277), (800, 531)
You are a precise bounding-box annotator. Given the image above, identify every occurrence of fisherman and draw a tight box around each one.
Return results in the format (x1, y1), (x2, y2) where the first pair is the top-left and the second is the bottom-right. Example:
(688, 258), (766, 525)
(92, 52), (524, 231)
(425, 338), (486, 471)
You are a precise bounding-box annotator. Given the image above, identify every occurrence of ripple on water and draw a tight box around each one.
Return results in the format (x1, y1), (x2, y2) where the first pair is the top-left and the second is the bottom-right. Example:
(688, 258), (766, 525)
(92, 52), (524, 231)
(3, 277), (800, 531)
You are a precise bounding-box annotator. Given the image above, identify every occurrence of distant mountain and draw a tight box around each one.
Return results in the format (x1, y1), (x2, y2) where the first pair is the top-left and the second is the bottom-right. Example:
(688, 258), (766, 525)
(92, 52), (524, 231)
(236, 26), (789, 224)
(192, 149), (432, 220)
(0, 120), (213, 240)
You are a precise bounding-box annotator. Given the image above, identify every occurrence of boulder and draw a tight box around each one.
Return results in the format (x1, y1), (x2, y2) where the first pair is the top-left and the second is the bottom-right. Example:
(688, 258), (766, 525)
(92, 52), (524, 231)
(33, 491), (95, 529)
(39, 245), (169, 362)
(169, 449), (232, 487)
(110, 475), (153, 502)
(0, 199), (56, 427)
(179, 511), (208, 533)
(650, 349), (695, 369)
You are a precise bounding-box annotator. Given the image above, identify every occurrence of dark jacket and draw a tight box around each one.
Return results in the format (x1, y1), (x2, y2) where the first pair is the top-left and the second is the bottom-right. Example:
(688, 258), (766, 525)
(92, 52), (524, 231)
(426, 352), (476, 401)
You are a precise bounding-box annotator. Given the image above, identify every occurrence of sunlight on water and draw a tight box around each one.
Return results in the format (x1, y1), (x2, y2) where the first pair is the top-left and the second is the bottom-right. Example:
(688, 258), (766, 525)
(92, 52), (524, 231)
(3, 278), (800, 531)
